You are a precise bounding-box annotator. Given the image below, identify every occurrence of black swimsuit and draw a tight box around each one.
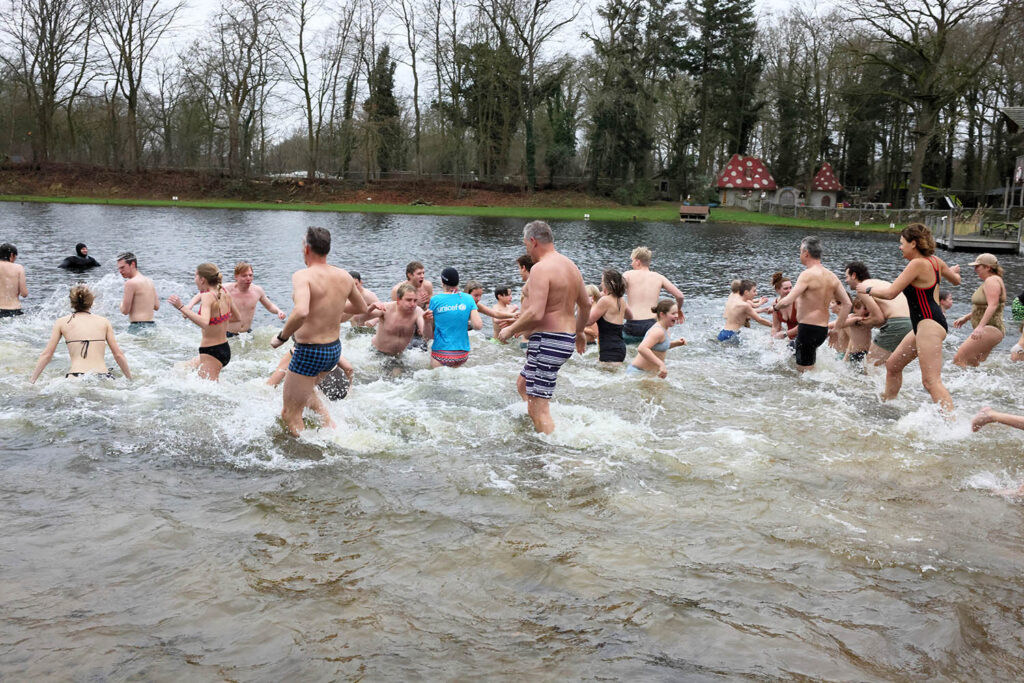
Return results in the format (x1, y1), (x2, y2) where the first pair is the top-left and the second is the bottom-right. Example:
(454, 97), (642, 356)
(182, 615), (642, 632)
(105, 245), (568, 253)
(199, 342), (231, 367)
(596, 316), (626, 362)
(902, 257), (947, 333)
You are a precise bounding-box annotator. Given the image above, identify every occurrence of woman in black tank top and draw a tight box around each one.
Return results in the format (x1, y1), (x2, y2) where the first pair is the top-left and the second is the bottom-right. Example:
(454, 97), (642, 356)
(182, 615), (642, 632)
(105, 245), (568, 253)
(855, 223), (960, 413)
(587, 269), (631, 364)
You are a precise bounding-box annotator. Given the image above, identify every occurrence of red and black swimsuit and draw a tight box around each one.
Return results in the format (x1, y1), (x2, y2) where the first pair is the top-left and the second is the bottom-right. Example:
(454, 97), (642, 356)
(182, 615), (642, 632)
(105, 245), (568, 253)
(902, 256), (947, 333)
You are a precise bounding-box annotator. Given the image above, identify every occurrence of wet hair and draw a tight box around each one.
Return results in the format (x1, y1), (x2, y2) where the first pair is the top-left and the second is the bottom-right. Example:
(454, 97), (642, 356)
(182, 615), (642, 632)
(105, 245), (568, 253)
(631, 246), (652, 266)
(305, 226), (331, 255)
(770, 271), (790, 290)
(516, 254), (533, 271)
(0, 243), (15, 260)
(900, 223), (935, 256)
(730, 279), (742, 293)
(852, 297), (867, 312)
(651, 299), (676, 317)
(939, 289), (951, 301)
(845, 261), (870, 281)
(463, 280), (483, 294)
(602, 268), (626, 298)
(523, 220), (553, 244)
(494, 285), (510, 297)
(736, 279), (756, 295)
(196, 262), (223, 288)
(116, 251), (136, 266)
(350, 271), (362, 282)
(234, 261), (253, 276)
(75, 242), (87, 256)
(586, 284), (601, 302)
(396, 282), (416, 299)
(69, 284), (94, 312)
(406, 261), (424, 277)
(800, 236), (823, 259)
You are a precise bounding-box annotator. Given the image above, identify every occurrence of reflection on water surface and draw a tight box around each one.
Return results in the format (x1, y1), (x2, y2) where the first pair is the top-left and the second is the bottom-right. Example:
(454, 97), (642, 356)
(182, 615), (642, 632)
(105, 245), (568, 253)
(1, 203), (1023, 678)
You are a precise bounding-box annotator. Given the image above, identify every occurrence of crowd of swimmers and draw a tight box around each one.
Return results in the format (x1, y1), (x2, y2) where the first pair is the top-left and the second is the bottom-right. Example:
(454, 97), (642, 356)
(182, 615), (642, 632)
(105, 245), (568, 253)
(3, 221), (1024, 482)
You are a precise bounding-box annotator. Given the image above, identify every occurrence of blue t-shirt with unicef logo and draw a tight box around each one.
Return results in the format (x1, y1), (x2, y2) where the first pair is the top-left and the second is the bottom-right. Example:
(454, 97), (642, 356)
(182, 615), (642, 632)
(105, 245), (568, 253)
(429, 291), (477, 351)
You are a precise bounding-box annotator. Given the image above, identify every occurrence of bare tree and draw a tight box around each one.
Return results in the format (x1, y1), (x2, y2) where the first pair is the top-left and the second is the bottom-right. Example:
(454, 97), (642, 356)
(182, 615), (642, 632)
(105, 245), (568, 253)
(845, 0), (1017, 207)
(278, 0), (358, 179)
(389, 0), (422, 174)
(0, 0), (93, 163)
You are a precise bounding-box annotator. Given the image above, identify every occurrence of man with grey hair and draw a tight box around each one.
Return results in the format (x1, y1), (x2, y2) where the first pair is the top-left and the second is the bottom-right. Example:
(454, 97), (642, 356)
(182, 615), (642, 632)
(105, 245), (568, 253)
(772, 236), (852, 371)
(498, 220), (590, 433)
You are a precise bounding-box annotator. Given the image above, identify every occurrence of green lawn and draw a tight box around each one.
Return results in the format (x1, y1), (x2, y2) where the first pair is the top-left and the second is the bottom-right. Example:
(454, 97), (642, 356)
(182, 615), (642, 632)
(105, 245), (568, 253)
(0, 193), (891, 231)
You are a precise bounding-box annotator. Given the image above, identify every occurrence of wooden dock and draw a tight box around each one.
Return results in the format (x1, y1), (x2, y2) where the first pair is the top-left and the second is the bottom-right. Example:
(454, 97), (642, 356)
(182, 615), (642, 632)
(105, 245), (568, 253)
(927, 215), (1022, 254)
(679, 205), (709, 223)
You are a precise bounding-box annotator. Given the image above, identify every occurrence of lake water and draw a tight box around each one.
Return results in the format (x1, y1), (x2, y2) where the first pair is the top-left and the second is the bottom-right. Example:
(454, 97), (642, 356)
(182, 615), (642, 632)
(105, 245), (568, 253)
(2, 203), (1024, 679)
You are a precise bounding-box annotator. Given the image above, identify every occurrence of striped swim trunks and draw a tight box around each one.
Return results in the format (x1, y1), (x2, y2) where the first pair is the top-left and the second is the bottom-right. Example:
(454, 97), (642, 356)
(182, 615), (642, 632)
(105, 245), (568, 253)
(288, 339), (341, 377)
(431, 349), (469, 367)
(520, 332), (576, 399)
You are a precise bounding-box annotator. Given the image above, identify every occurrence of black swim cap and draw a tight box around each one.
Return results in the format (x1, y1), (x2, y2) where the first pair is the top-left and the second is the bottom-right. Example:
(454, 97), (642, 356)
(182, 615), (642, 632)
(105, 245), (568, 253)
(441, 267), (459, 286)
(76, 242), (87, 256)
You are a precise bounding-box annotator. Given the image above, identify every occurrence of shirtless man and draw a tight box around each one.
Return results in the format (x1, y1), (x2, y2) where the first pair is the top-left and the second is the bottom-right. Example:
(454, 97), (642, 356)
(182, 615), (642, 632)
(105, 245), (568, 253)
(772, 236), (852, 371)
(224, 261), (286, 336)
(391, 261), (433, 308)
(844, 261), (912, 365)
(622, 246), (686, 342)
(116, 252), (159, 332)
(0, 243), (27, 317)
(346, 271), (380, 330)
(498, 221), (590, 434)
(270, 227), (367, 436)
(368, 283), (433, 355)
(717, 279), (771, 343)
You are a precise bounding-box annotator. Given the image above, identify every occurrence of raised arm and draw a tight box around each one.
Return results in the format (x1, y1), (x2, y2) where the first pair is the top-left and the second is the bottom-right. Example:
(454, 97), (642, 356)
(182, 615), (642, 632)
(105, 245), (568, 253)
(105, 320), (132, 380)
(745, 302), (772, 327)
(30, 320), (64, 383)
(774, 274), (808, 311)
(856, 292), (886, 327)
(858, 260), (924, 300)
(169, 291), (213, 328)
(940, 260), (961, 286)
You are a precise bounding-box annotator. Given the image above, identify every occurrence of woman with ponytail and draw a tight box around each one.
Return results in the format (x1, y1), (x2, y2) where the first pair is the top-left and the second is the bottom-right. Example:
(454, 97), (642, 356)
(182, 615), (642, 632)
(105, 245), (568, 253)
(30, 284), (131, 383)
(168, 263), (240, 380)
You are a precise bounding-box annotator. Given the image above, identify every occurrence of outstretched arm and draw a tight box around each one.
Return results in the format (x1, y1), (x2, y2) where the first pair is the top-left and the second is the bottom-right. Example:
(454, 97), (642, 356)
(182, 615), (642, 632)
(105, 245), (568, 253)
(258, 286), (287, 320)
(774, 275), (808, 310)
(745, 303), (772, 327)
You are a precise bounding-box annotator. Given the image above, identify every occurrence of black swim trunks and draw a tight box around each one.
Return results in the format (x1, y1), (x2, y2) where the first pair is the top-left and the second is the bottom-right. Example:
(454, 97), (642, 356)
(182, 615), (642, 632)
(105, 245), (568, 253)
(66, 371), (115, 379)
(199, 341), (231, 368)
(794, 323), (829, 367)
(623, 318), (656, 343)
(225, 330), (251, 338)
(0, 308), (24, 318)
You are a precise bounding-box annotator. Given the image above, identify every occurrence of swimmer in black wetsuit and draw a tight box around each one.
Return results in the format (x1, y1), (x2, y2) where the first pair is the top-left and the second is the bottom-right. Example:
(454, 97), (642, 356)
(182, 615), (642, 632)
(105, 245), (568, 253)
(856, 223), (960, 413)
(59, 243), (101, 270)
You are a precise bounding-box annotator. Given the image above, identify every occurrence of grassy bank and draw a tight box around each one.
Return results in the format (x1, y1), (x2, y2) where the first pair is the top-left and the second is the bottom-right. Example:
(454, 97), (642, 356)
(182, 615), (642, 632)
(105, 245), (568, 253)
(0, 192), (892, 231)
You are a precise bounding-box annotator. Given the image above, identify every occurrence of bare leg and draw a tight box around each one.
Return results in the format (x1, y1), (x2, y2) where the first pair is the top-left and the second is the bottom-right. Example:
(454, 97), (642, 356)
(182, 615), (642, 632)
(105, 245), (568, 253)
(197, 354), (222, 381)
(953, 327), (1004, 367)
(866, 343), (891, 367)
(526, 395), (555, 434)
(883, 332), (918, 401)
(516, 374), (528, 402)
(281, 371), (321, 436)
(305, 374), (336, 429)
(915, 320), (952, 413)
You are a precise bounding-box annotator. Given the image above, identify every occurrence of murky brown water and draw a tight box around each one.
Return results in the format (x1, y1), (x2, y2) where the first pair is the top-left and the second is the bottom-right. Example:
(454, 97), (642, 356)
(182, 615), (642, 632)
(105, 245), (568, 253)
(2, 203), (1023, 679)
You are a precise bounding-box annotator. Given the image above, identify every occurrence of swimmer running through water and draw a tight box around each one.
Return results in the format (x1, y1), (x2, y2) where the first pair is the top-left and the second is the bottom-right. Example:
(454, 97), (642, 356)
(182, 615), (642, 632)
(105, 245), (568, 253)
(30, 284), (132, 382)
(168, 263), (241, 381)
(628, 300), (686, 377)
(718, 279), (771, 343)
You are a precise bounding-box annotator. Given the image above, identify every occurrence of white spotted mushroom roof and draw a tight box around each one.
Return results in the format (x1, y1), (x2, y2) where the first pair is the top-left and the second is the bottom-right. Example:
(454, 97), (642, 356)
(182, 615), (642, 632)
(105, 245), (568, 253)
(812, 162), (843, 191)
(715, 154), (777, 190)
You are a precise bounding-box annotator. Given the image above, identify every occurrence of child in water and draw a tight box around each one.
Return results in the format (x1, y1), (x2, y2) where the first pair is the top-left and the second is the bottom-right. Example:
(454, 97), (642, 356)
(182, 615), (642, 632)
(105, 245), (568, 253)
(841, 298), (873, 366)
(628, 300), (686, 378)
(491, 285), (518, 342)
(717, 279), (771, 343)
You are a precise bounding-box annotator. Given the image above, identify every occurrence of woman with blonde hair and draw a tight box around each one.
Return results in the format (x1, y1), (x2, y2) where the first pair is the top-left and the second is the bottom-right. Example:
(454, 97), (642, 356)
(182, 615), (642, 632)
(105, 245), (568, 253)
(30, 284), (131, 382)
(856, 223), (960, 412)
(167, 263), (240, 381)
(952, 253), (1005, 367)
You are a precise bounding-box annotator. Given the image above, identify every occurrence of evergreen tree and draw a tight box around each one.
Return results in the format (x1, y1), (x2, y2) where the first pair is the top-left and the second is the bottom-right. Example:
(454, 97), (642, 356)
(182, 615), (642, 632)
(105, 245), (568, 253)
(364, 45), (403, 173)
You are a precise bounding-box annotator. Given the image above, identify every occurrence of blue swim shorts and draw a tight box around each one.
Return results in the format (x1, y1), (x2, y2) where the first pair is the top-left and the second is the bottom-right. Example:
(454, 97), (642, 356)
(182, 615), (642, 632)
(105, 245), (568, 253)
(288, 339), (342, 377)
(716, 329), (740, 344)
(520, 332), (575, 399)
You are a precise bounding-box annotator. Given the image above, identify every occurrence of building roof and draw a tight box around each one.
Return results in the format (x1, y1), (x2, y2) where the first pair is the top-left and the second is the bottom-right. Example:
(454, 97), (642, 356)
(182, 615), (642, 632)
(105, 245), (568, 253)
(715, 154), (777, 190)
(1002, 107), (1024, 132)
(811, 162), (843, 192)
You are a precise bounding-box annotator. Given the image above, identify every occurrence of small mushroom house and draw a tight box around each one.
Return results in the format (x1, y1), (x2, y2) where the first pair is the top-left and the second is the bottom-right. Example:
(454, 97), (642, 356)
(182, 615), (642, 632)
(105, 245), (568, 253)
(809, 162), (842, 207)
(715, 155), (777, 207)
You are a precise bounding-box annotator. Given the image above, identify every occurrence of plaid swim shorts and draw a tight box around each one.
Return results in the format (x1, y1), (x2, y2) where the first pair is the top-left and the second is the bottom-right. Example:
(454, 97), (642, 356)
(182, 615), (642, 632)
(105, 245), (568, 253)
(288, 339), (342, 377)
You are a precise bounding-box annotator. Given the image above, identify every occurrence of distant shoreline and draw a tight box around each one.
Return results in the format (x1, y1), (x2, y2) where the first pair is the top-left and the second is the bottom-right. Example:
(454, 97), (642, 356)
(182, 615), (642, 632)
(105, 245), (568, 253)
(0, 194), (892, 233)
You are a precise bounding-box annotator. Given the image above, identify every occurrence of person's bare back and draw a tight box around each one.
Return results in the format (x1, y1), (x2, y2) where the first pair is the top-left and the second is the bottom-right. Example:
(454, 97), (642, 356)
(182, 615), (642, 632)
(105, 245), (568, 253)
(861, 278), (909, 319)
(122, 274), (159, 322)
(623, 247), (685, 322)
(293, 264), (356, 344)
(0, 257), (27, 311)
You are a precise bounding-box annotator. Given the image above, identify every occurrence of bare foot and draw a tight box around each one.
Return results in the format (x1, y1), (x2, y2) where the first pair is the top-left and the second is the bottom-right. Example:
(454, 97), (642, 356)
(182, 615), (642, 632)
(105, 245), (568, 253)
(971, 406), (994, 432)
